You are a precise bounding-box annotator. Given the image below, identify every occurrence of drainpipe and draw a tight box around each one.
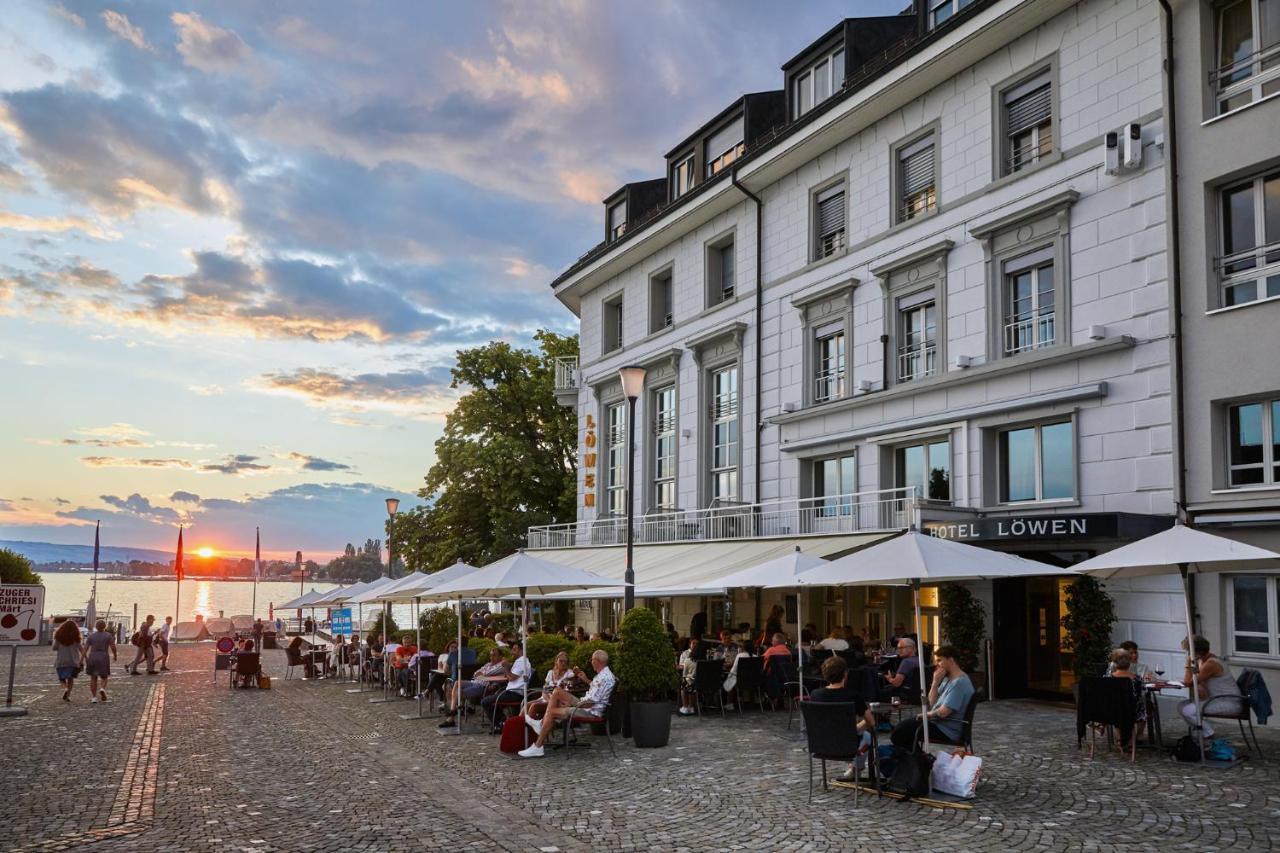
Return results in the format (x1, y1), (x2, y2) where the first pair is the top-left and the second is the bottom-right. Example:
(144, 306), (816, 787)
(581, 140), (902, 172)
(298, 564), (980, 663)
(1157, 0), (1188, 524)
(731, 166), (764, 508)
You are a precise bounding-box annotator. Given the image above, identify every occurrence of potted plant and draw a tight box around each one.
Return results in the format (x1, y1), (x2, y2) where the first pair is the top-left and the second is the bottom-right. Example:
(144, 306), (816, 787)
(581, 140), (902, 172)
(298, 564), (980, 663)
(1062, 575), (1116, 685)
(617, 607), (677, 748)
(939, 583), (986, 692)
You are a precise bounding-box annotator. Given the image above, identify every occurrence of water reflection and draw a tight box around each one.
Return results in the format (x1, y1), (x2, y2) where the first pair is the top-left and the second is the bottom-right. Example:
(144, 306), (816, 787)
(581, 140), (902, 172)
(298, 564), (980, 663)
(193, 582), (214, 620)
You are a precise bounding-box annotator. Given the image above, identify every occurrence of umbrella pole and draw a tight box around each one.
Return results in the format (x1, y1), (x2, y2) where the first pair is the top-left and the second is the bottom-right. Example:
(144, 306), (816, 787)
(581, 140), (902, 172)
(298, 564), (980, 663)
(914, 579), (932, 794)
(400, 595), (428, 721)
(797, 588), (807, 734)
(522, 588), (529, 749)
(1180, 563), (1205, 760)
(369, 601), (395, 704)
(347, 603), (365, 693)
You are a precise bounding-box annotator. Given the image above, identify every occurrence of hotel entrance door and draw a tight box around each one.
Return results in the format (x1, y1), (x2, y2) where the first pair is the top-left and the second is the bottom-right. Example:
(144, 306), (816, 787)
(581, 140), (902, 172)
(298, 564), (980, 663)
(992, 559), (1076, 699)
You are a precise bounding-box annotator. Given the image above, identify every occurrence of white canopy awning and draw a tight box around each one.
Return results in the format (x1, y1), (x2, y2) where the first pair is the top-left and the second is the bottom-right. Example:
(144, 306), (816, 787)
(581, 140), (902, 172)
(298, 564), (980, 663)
(1075, 523), (1280, 578)
(308, 585), (351, 606)
(500, 585), (725, 601)
(525, 532), (889, 590)
(345, 576), (402, 605)
(422, 550), (623, 601)
(367, 571), (433, 603)
(279, 589), (326, 609)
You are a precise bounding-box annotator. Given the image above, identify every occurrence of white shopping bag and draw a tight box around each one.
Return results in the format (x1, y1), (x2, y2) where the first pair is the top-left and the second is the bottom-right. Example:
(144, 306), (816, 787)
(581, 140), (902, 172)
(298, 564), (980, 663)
(931, 750), (982, 799)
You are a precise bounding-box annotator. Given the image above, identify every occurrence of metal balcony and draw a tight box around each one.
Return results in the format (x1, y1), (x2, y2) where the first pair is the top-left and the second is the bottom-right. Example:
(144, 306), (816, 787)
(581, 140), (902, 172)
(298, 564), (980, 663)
(553, 356), (580, 407)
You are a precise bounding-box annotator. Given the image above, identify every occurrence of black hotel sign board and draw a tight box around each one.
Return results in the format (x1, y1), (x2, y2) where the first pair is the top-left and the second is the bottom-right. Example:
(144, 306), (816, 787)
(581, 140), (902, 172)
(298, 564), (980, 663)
(922, 513), (1173, 543)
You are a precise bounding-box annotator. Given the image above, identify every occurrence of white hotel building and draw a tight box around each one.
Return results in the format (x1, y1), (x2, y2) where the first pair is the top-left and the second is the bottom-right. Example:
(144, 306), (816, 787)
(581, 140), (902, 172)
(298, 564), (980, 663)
(534, 0), (1193, 700)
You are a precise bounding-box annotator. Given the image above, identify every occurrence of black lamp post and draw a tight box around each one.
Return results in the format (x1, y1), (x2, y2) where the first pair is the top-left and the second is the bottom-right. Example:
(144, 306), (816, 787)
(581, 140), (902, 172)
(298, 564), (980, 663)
(385, 497), (400, 579)
(618, 365), (646, 613)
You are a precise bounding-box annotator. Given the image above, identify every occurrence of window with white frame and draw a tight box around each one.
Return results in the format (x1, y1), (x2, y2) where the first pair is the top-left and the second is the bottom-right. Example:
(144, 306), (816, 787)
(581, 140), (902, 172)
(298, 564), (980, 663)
(649, 269), (673, 334)
(814, 454), (856, 517)
(793, 45), (846, 119)
(897, 291), (938, 382)
(605, 401), (627, 516)
(1227, 397), (1280, 486)
(813, 182), (847, 261)
(707, 235), (736, 307)
(897, 132), (937, 223)
(603, 295), (624, 353)
(1002, 248), (1056, 355)
(1001, 70), (1054, 175)
(710, 365), (739, 501)
(1213, 0), (1280, 114)
(813, 326), (846, 403)
(1229, 575), (1280, 656)
(671, 154), (695, 200)
(1219, 169), (1280, 307)
(928, 0), (975, 28)
(998, 420), (1074, 503)
(895, 437), (950, 501)
(705, 115), (745, 177)
(652, 385), (677, 510)
(608, 200), (627, 241)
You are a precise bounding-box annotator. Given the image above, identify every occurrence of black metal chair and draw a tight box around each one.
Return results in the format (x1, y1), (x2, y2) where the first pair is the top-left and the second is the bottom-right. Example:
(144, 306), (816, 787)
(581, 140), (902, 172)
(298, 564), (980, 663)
(799, 701), (866, 802)
(284, 645), (303, 680)
(1203, 669), (1265, 756)
(230, 652), (261, 688)
(730, 656), (767, 714)
(492, 671), (543, 729)
(917, 692), (979, 753)
(692, 661), (727, 719)
(557, 694), (620, 759)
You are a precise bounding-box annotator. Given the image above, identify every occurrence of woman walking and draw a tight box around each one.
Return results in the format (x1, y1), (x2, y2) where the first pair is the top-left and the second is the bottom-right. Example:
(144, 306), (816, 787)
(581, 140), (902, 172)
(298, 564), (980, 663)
(84, 619), (117, 703)
(52, 620), (83, 701)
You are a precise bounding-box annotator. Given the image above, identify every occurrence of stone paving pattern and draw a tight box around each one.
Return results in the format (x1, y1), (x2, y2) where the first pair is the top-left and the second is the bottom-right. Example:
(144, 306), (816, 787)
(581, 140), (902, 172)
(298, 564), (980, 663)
(2, 644), (1279, 852)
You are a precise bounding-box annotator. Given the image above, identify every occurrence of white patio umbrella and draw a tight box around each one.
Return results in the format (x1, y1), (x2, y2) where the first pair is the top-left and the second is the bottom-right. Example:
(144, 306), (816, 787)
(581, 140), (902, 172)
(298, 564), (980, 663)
(342, 576), (402, 695)
(421, 550), (624, 735)
(395, 560), (480, 721)
(1074, 523), (1280, 753)
(789, 530), (1062, 758)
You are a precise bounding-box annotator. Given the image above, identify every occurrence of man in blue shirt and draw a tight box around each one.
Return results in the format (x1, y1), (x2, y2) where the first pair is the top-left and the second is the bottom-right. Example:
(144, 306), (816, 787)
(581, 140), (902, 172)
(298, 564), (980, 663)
(880, 637), (921, 702)
(890, 645), (975, 749)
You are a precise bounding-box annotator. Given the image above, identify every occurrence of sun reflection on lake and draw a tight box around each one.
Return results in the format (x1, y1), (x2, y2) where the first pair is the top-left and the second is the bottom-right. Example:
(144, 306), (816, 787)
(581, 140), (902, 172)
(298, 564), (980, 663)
(193, 582), (214, 620)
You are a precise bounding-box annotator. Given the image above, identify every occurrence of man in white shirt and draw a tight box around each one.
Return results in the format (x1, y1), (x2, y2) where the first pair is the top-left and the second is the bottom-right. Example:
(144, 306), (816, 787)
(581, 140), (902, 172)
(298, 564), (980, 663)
(518, 649), (615, 758)
(155, 616), (174, 671)
(483, 640), (533, 731)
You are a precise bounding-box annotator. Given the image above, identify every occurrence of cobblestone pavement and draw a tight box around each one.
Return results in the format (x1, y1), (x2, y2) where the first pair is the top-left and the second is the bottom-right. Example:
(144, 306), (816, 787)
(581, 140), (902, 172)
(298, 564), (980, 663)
(3, 644), (1279, 852)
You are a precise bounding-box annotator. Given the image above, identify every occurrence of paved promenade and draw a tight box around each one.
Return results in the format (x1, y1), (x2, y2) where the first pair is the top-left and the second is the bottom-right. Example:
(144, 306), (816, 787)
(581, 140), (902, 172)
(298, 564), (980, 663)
(2, 644), (1278, 852)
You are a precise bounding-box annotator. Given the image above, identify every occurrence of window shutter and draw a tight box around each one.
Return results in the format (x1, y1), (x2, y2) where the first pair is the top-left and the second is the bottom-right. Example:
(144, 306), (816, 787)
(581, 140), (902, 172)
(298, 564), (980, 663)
(1005, 80), (1052, 135)
(900, 141), (935, 197)
(817, 187), (846, 238)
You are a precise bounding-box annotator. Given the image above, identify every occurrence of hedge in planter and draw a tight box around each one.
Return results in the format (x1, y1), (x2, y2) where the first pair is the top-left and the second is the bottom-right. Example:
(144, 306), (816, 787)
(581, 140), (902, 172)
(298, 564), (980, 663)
(939, 583), (985, 674)
(1062, 575), (1116, 680)
(572, 640), (620, 674)
(526, 633), (575, 675)
(618, 607), (678, 748)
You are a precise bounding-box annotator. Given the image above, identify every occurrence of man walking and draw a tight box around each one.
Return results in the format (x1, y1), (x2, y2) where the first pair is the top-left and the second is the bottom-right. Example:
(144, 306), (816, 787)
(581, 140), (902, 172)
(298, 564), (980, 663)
(128, 614), (158, 675)
(155, 616), (174, 671)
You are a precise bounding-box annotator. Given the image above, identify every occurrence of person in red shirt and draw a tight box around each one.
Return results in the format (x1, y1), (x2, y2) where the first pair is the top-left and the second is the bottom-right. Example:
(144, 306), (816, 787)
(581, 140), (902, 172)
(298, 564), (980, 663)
(761, 633), (791, 671)
(393, 634), (418, 697)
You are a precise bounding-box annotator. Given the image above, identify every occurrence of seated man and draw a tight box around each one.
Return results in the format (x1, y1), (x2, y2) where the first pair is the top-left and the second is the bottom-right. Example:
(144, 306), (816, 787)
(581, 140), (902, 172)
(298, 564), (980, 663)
(880, 637), (921, 702)
(809, 656), (874, 782)
(438, 647), (507, 728)
(518, 650), (615, 758)
(890, 645), (974, 750)
(392, 634), (418, 696)
(1107, 640), (1152, 680)
(481, 639), (533, 731)
(761, 633), (791, 671)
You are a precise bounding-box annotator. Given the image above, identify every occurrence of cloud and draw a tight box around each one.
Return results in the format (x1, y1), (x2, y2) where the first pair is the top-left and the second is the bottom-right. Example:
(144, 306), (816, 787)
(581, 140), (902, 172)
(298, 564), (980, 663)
(287, 452), (352, 472)
(62, 437), (146, 448)
(199, 454), (270, 475)
(80, 456), (193, 469)
(188, 384), (223, 396)
(0, 211), (118, 240)
(102, 10), (153, 52)
(99, 492), (180, 522)
(171, 12), (253, 74)
(256, 366), (455, 413)
(169, 491), (201, 504)
(0, 162), (27, 192)
(50, 4), (85, 28)
(53, 497), (71, 506)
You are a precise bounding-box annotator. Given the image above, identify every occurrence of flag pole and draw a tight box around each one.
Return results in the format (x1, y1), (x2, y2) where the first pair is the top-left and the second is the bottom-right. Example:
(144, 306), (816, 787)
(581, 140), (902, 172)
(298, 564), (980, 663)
(174, 525), (184, 626)
(252, 527), (261, 620)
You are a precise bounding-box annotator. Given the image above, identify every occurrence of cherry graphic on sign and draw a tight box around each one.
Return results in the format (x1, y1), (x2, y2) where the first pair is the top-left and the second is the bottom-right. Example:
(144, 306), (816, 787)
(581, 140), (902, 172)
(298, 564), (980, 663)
(5, 609), (37, 641)
(0, 614), (15, 629)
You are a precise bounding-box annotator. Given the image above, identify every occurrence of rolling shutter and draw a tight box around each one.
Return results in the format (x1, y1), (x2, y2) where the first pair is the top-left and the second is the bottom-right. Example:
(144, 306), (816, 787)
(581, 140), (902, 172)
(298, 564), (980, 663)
(899, 136), (935, 198)
(817, 186), (846, 239)
(1005, 74), (1052, 135)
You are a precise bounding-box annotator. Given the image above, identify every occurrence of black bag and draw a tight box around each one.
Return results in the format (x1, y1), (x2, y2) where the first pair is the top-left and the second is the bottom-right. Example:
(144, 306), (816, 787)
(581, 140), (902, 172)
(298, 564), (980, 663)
(1171, 735), (1202, 762)
(130, 632), (142, 647)
(887, 747), (935, 798)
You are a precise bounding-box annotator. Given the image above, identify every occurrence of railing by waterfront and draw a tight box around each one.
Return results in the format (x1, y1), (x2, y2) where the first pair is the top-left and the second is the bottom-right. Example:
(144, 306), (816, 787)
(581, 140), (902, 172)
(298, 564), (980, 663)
(526, 487), (916, 549)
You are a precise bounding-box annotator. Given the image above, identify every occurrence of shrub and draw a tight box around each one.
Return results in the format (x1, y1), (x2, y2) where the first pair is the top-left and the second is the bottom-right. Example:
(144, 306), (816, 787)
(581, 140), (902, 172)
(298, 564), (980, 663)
(571, 640), (620, 674)
(526, 633), (574, 676)
(369, 610), (400, 639)
(0, 549), (40, 585)
(939, 584), (986, 673)
(419, 605), (465, 654)
(616, 607), (677, 702)
(468, 638), (513, 665)
(488, 611), (517, 638)
(1062, 575), (1117, 679)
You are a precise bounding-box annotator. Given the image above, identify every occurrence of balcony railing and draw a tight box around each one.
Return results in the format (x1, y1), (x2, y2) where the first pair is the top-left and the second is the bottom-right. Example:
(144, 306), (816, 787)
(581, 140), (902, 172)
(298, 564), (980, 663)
(526, 487), (917, 549)
(1003, 312), (1055, 356)
(1210, 41), (1280, 112)
(897, 341), (937, 382)
(813, 368), (846, 404)
(554, 356), (580, 393)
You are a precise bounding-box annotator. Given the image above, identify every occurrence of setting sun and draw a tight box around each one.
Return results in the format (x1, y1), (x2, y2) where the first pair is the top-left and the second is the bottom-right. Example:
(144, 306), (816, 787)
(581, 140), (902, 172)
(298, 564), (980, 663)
(195, 546), (215, 558)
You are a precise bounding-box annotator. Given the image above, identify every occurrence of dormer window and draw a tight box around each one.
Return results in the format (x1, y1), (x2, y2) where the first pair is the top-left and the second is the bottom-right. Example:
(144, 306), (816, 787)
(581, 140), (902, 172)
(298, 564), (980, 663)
(705, 115), (745, 177)
(928, 0), (975, 30)
(793, 46), (845, 119)
(607, 201), (627, 242)
(671, 154), (695, 200)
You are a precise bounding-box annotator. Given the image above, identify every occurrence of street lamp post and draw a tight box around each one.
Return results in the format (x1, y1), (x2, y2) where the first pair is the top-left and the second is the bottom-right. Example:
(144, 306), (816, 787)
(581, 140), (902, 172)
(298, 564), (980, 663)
(385, 497), (400, 579)
(618, 365), (646, 614)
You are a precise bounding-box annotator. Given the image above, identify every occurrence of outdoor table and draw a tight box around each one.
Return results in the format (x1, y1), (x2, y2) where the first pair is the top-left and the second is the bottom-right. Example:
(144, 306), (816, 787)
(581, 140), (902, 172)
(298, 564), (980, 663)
(1141, 681), (1180, 747)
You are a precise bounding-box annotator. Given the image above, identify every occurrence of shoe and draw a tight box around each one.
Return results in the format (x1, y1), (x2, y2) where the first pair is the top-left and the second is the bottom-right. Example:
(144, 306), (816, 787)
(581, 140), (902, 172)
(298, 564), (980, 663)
(91, 696), (99, 704)
(517, 745), (545, 758)
(723, 703), (736, 711)
(526, 715), (543, 735)
(678, 707), (694, 716)
(146, 670), (158, 675)
(99, 689), (107, 702)
(130, 668), (140, 676)
(62, 687), (71, 701)
(836, 769), (858, 783)
(160, 666), (169, 671)
(437, 718), (456, 729)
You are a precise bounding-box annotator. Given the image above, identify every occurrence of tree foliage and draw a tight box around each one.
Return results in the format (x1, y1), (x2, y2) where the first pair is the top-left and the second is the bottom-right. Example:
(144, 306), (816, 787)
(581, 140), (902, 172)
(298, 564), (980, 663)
(0, 549), (41, 585)
(616, 607), (676, 702)
(939, 583), (986, 673)
(324, 539), (384, 582)
(1062, 575), (1117, 679)
(394, 330), (578, 570)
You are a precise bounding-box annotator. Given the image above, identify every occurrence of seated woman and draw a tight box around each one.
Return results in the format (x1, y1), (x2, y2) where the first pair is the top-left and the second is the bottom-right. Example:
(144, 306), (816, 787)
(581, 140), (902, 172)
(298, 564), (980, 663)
(722, 640), (756, 707)
(677, 637), (708, 716)
(287, 635), (319, 679)
(327, 634), (346, 677)
(438, 647), (508, 728)
(1109, 649), (1147, 746)
(1178, 635), (1245, 746)
(234, 639), (260, 687)
(421, 640), (455, 704)
(527, 652), (575, 722)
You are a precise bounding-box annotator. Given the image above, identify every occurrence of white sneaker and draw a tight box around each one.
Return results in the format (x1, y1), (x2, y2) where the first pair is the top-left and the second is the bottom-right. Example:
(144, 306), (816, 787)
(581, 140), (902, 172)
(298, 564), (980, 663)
(91, 697), (99, 704)
(678, 707), (694, 716)
(517, 744), (545, 758)
(526, 715), (543, 735)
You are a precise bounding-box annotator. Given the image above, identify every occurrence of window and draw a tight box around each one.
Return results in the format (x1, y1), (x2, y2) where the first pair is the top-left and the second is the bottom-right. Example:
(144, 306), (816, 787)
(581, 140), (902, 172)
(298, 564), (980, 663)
(814, 454), (856, 517)
(896, 438), (950, 501)
(1219, 170), (1280, 307)
(1003, 248), (1056, 355)
(897, 133), (937, 223)
(706, 235), (736, 307)
(608, 200), (627, 241)
(603, 295), (623, 353)
(705, 116), (745, 177)
(813, 327), (846, 403)
(1213, 0), (1280, 114)
(998, 420), (1074, 502)
(671, 154), (695, 200)
(710, 365), (739, 501)
(649, 269), (673, 333)
(897, 291), (937, 382)
(1001, 70), (1053, 175)
(1227, 397), (1280, 486)
(605, 401), (627, 516)
(652, 385), (677, 510)
(928, 0), (974, 29)
(813, 182), (846, 260)
(1228, 575), (1280, 657)
(793, 46), (846, 119)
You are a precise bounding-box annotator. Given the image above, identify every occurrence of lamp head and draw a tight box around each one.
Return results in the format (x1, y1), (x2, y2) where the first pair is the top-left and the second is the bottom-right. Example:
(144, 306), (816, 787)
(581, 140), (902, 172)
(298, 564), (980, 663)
(385, 497), (400, 517)
(618, 365), (646, 400)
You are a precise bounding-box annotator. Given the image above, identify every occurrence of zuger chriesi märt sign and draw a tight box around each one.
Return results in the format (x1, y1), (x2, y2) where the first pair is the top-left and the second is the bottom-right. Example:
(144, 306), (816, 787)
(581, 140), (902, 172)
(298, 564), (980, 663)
(923, 513), (1173, 543)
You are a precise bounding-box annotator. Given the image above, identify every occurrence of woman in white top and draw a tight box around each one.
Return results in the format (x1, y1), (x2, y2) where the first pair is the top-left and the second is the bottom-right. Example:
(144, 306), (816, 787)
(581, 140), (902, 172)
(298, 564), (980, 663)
(819, 628), (849, 652)
(529, 652), (574, 722)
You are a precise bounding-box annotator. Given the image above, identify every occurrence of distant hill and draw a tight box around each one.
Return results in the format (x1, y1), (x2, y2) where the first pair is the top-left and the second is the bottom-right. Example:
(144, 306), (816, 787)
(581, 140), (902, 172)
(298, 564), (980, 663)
(0, 539), (173, 565)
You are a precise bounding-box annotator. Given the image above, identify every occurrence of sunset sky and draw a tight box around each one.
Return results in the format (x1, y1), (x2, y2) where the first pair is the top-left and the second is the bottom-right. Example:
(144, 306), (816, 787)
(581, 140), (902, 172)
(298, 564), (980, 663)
(0, 1), (898, 558)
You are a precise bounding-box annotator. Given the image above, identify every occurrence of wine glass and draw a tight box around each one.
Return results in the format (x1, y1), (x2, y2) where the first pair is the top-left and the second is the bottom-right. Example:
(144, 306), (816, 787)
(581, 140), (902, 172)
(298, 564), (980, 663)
(1154, 665), (1166, 683)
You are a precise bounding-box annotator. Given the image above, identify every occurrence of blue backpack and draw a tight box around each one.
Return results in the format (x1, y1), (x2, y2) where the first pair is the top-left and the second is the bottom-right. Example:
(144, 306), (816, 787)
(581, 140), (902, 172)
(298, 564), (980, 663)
(1206, 738), (1237, 762)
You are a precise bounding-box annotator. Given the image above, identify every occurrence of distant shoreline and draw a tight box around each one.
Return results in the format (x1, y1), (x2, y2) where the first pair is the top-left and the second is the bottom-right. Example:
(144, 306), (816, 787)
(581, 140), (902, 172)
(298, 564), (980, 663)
(35, 570), (316, 583)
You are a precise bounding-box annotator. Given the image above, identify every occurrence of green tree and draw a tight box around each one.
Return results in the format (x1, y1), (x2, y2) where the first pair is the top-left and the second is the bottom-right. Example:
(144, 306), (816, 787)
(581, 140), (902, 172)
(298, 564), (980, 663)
(395, 330), (578, 570)
(1062, 576), (1117, 679)
(939, 583), (986, 673)
(324, 540), (384, 582)
(0, 549), (41, 585)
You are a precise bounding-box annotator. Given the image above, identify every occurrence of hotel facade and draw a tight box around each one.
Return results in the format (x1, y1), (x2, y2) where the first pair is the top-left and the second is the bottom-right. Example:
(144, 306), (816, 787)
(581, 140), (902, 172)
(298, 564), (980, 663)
(532, 0), (1280, 699)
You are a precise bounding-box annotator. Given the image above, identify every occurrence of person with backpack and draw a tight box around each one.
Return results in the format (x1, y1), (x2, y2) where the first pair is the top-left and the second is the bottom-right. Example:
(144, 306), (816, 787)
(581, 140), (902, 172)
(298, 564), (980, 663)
(127, 615), (158, 675)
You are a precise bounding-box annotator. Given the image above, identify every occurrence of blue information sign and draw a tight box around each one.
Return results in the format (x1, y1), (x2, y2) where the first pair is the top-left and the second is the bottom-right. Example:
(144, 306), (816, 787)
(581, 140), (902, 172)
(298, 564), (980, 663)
(330, 607), (353, 636)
